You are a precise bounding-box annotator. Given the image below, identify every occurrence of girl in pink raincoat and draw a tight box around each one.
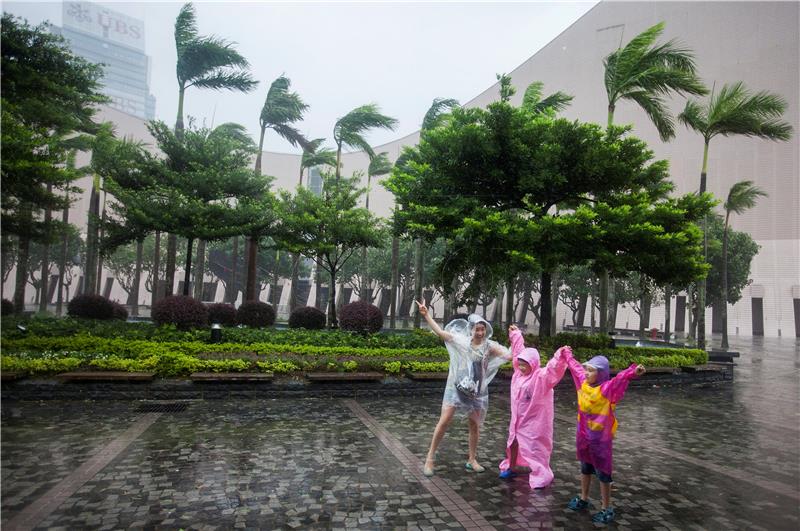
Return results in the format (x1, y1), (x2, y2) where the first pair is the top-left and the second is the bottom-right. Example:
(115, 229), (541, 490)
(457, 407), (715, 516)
(498, 325), (570, 488)
(565, 354), (645, 525)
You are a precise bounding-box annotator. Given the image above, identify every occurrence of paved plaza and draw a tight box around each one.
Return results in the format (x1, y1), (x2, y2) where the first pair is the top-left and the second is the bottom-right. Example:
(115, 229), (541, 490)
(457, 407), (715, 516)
(2, 336), (799, 530)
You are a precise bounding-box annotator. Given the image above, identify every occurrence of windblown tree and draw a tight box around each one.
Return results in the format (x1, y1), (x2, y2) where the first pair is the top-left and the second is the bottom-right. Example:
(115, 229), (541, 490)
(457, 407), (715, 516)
(1, 14), (106, 314)
(719, 181), (766, 349)
(246, 75), (310, 302)
(332, 104), (397, 181)
(299, 138), (336, 187)
(278, 173), (384, 328)
(600, 21), (707, 334)
(359, 152), (393, 301)
(679, 82), (791, 348)
(164, 2), (258, 300)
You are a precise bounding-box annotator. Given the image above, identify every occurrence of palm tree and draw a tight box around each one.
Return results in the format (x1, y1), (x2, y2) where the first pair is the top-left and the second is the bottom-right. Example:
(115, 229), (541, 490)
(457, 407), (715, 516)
(520, 81), (573, 116)
(721, 181), (766, 349)
(359, 152), (392, 301)
(679, 82), (791, 349)
(246, 75), (310, 302)
(168, 2), (257, 300)
(600, 21), (707, 334)
(332, 104), (397, 181)
(299, 138), (336, 187)
(174, 3), (257, 135)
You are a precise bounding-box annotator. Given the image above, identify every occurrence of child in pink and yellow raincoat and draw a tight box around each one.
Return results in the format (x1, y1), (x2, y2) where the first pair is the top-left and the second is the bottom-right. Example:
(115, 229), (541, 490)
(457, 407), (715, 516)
(498, 325), (570, 488)
(565, 354), (645, 525)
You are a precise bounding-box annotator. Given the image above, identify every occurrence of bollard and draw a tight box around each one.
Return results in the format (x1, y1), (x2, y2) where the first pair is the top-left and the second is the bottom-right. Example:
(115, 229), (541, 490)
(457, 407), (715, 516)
(210, 323), (222, 343)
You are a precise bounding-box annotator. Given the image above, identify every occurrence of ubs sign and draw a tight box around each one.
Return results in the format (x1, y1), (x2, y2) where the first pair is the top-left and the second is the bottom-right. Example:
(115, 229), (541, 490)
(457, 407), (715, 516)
(63, 1), (144, 50)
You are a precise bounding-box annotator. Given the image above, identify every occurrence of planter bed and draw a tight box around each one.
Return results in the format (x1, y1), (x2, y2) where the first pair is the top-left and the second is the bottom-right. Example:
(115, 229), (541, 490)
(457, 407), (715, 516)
(406, 371), (449, 381)
(1, 371), (26, 381)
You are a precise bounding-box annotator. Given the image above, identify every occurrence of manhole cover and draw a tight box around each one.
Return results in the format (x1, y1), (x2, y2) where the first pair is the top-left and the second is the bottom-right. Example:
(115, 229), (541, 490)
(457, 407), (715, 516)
(135, 402), (189, 413)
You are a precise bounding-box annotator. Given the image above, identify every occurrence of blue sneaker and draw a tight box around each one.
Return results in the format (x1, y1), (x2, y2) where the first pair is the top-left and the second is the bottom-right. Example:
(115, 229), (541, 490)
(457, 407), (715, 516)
(498, 469), (516, 480)
(591, 507), (615, 524)
(567, 496), (590, 511)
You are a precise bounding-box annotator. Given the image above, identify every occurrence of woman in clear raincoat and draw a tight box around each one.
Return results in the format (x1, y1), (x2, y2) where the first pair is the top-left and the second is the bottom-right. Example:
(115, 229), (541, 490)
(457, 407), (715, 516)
(416, 300), (510, 477)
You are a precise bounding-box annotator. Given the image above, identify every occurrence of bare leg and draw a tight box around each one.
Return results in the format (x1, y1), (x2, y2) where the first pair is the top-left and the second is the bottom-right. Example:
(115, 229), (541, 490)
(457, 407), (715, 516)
(425, 405), (456, 470)
(600, 481), (611, 509)
(508, 439), (518, 469)
(467, 411), (481, 467)
(580, 473), (592, 501)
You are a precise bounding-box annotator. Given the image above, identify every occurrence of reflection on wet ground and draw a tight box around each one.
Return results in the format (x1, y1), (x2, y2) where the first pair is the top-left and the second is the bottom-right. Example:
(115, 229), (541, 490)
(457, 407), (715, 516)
(2, 337), (798, 530)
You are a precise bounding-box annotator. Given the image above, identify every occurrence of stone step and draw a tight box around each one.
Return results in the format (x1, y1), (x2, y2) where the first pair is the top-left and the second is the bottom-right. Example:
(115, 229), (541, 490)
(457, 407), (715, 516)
(306, 372), (384, 382)
(190, 372), (274, 382)
(406, 371), (449, 381)
(57, 371), (155, 381)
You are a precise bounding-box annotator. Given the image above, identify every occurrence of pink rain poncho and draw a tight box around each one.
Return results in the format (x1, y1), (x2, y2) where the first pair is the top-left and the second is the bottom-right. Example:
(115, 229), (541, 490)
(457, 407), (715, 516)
(566, 355), (640, 477)
(441, 315), (509, 424)
(499, 329), (569, 488)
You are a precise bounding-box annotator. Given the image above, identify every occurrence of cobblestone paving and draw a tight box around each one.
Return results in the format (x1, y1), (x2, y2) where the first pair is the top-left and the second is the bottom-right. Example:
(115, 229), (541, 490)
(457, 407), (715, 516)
(2, 336), (798, 530)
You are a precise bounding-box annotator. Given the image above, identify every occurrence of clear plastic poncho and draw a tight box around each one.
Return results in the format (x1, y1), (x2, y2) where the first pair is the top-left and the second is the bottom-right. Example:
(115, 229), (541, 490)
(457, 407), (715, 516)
(441, 314), (509, 424)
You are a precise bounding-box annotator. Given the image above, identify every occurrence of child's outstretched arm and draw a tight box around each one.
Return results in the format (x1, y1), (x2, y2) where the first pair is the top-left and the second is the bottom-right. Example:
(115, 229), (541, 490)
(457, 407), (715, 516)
(603, 364), (646, 403)
(566, 352), (586, 389)
(508, 325), (525, 369)
(542, 345), (571, 388)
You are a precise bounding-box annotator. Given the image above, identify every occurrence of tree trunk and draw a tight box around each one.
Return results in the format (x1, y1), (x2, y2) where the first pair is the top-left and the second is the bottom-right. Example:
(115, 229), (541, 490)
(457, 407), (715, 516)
(56, 201), (69, 316)
(576, 294), (588, 327)
(360, 246), (369, 301)
(182, 237), (194, 296)
(697, 140), (710, 350)
(164, 234), (177, 298)
(245, 236), (258, 301)
(539, 270), (552, 337)
(590, 277), (597, 332)
(151, 231), (161, 308)
(413, 238), (424, 328)
(193, 239), (206, 300)
(663, 285), (672, 342)
(39, 186), (53, 313)
(314, 262), (322, 310)
(721, 217), (730, 350)
(227, 236), (239, 304)
(270, 251), (280, 308)
(131, 238), (143, 316)
(389, 235), (399, 328)
(505, 275), (515, 328)
(95, 189), (108, 295)
(607, 278), (616, 332)
(327, 267), (338, 328)
(518, 275), (532, 325)
(599, 270), (608, 333)
(550, 271), (559, 336)
(13, 230), (30, 315)
(289, 253), (300, 311)
(84, 185), (100, 295)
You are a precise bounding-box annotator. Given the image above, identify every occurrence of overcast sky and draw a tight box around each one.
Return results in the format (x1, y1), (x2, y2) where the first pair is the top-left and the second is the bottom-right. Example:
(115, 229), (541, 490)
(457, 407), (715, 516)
(6, 0), (598, 153)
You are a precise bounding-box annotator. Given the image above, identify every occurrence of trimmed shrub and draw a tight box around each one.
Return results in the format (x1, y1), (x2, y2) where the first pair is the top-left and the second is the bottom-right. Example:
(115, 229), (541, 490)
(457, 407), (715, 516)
(67, 294), (124, 320)
(1, 298), (14, 316)
(206, 303), (237, 326)
(288, 306), (326, 330)
(151, 295), (208, 330)
(237, 301), (275, 328)
(339, 301), (383, 335)
(111, 301), (129, 321)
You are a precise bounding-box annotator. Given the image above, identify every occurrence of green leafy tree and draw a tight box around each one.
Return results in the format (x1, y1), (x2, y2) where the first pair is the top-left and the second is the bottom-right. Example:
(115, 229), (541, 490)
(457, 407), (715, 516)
(278, 172), (384, 327)
(720, 181), (765, 349)
(679, 82), (791, 348)
(359, 152), (393, 301)
(1, 14), (106, 314)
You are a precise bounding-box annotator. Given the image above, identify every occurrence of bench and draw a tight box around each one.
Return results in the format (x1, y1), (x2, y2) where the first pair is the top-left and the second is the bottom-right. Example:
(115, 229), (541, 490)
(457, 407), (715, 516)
(57, 371), (155, 381)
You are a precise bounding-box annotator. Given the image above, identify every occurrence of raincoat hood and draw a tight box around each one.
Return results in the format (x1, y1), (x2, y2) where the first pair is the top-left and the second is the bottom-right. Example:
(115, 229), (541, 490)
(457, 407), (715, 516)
(517, 348), (540, 371)
(585, 355), (610, 385)
(467, 313), (493, 340)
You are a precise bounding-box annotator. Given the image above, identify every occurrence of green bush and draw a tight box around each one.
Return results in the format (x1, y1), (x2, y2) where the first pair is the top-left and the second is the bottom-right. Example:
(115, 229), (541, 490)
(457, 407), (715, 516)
(2, 298), (15, 316)
(288, 306), (326, 330)
(152, 296), (208, 330)
(339, 301), (383, 334)
(67, 294), (126, 321)
(237, 301), (275, 328)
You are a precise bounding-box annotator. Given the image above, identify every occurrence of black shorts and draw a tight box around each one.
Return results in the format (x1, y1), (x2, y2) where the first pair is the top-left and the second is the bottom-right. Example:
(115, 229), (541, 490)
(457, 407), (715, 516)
(580, 461), (613, 483)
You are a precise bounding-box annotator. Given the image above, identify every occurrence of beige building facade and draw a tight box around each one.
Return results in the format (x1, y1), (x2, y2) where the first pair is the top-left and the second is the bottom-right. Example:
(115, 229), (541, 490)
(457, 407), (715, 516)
(8, 1), (798, 338)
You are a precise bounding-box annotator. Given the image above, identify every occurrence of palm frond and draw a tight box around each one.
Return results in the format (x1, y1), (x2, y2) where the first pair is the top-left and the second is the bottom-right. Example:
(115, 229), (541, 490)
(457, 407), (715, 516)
(174, 3), (198, 53)
(725, 180), (766, 215)
(701, 82), (793, 141)
(209, 122), (254, 147)
(260, 75), (309, 128)
(271, 123), (312, 151)
(626, 90), (675, 141)
(678, 99), (709, 136)
(178, 37), (254, 90)
(368, 152), (393, 177)
(190, 71), (258, 92)
(333, 104), (397, 155)
(301, 141), (336, 171)
(422, 97), (459, 131)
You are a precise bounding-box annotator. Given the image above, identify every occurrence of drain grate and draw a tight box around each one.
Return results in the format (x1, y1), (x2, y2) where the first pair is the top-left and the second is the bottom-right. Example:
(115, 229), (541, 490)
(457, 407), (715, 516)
(135, 402), (189, 413)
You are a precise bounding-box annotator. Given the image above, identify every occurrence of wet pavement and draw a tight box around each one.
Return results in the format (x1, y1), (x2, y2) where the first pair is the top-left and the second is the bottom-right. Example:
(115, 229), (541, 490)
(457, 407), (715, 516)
(2, 336), (798, 530)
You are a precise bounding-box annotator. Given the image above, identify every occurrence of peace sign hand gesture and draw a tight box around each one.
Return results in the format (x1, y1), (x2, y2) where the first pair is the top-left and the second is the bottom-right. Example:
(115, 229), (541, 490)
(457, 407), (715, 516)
(415, 299), (428, 317)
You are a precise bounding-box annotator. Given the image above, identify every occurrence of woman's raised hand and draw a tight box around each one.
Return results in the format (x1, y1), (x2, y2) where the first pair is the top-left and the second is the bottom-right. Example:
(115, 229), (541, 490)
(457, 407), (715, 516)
(508, 324), (519, 335)
(415, 299), (428, 317)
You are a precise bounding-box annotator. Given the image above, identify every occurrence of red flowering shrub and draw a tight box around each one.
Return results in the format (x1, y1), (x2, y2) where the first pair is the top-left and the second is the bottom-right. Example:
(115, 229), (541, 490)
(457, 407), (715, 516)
(206, 303), (237, 326)
(339, 301), (383, 334)
(236, 301), (275, 328)
(151, 295), (208, 330)
(67, 294), (125, 320)
(288, 306), (326, 330)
